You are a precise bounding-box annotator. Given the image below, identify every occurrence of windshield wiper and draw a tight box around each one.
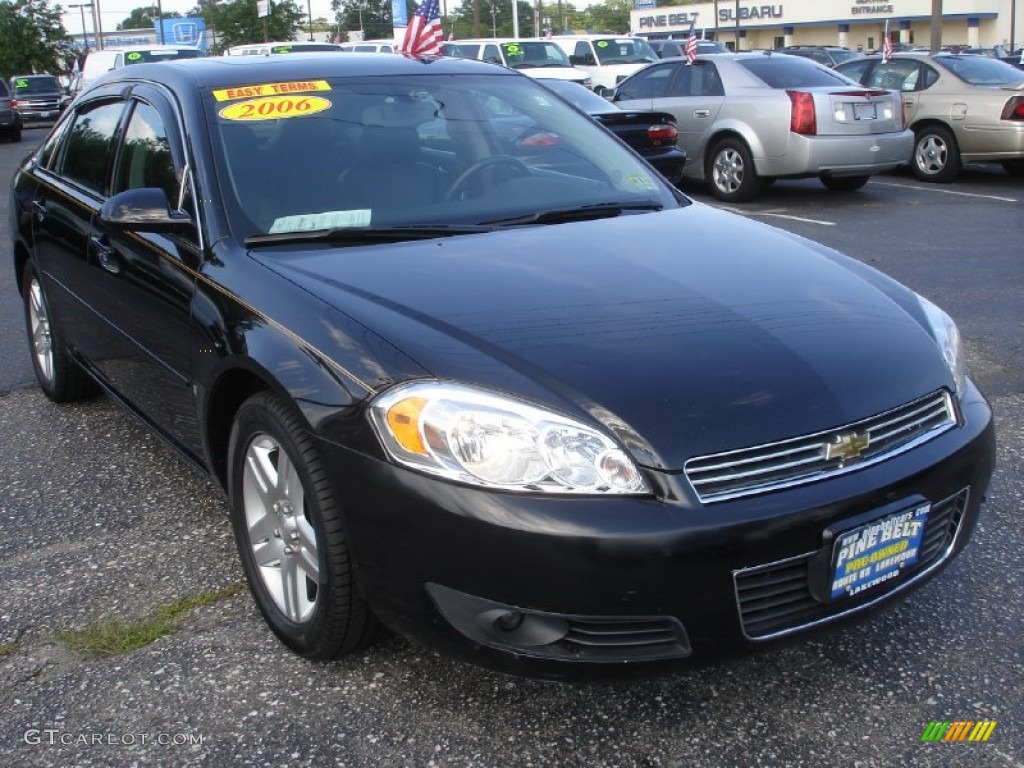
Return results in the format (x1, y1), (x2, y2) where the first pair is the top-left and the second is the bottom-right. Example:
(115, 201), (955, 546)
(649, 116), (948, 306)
(483, 202), (663, 227)
(245, 224), (495, 248)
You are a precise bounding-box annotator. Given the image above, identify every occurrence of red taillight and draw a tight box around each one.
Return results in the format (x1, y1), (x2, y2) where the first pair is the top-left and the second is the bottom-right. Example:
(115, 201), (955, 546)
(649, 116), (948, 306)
(787, 90), (817, 135)
(1001, 96), (1024, 121)
(647, 123), (678, 145)
(10, 98), (17, 110)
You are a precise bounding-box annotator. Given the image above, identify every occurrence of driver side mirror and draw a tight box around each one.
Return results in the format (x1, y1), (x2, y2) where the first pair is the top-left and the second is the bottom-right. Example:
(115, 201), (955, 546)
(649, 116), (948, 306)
(570, 53), (596, 66)
(98, 188), (194, 233)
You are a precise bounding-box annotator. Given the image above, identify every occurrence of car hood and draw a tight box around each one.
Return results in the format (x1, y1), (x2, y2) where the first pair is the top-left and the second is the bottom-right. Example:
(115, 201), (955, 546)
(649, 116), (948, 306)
(254, 206), (953, 470)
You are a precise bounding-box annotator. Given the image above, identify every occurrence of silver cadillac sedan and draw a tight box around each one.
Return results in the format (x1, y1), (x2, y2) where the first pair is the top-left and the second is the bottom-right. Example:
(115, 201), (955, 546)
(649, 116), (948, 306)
(613, 52), (912, 201)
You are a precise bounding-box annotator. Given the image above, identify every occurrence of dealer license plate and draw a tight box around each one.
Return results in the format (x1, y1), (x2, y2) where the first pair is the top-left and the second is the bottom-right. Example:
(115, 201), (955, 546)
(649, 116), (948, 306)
(829, 503), (929, 600)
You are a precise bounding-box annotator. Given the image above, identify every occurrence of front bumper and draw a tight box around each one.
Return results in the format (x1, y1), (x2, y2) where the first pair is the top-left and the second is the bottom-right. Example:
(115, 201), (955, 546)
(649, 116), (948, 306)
(320, 383), (994, 678)
(757, 129), (914, 177)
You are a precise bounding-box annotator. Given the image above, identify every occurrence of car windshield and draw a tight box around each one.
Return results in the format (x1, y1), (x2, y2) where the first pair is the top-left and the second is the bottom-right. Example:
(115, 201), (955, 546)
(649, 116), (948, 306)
(500, 42), (574, 69)
(209, 73), (679, 240)
(123, 48), (201, 65)
(738, 56), (857, 87)
(937, 55), (1024, 85)
(592, 39), (657, 65)
(13, 76), (60, 94)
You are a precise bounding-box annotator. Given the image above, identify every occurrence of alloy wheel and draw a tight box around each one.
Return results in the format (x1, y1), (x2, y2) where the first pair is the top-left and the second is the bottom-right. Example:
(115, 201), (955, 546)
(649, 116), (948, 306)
(241, 433), (320, 623)
(713, 147), (745, 195)
(28, 278), (54, 385)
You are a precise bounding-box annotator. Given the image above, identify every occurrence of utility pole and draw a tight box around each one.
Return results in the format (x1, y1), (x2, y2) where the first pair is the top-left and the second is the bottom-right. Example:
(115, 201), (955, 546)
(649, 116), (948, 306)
(930, 0), (942, 52)
(69, 3), (91, 48)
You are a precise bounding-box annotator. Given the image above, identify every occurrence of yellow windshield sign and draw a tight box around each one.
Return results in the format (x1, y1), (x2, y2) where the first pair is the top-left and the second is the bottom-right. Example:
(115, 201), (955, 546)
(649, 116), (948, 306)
(212, 80), (331, 102)
(219, 95), (332, 121)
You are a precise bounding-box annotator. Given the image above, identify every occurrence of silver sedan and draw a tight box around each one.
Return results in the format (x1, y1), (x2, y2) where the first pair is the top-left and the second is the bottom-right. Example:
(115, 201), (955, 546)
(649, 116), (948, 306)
(613, 52), (912, 201)
(836, 52), (1024, 182)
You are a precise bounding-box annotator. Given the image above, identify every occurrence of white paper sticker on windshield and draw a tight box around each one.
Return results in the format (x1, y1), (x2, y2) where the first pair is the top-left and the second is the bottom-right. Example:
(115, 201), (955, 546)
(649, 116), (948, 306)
(269, 209), (372, 234)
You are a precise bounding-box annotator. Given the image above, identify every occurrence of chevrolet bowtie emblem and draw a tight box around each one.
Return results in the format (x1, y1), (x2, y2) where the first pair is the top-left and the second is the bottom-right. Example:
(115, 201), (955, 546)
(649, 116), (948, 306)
(825, 431), (871, 462)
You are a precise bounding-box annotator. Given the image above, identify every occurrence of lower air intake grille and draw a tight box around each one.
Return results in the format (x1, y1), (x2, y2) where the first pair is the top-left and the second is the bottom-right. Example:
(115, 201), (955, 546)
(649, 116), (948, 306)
(734, 487), (969, 641)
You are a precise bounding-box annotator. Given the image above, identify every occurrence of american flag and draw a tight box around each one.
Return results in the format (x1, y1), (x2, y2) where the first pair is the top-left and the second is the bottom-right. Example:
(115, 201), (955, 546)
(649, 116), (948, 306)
(399, 0), (444, 57)
(882, 19), (893, 62)
(685, 19), (698, 65)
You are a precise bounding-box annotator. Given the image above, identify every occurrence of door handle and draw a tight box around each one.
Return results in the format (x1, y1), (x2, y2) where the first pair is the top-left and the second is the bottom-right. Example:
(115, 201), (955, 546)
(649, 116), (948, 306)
(694, 109), (710, 118)
(89, 235), (121, 274)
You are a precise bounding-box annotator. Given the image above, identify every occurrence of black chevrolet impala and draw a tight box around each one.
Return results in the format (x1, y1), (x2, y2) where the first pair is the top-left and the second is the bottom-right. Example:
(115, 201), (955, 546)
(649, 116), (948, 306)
(10, 53), (995, 679)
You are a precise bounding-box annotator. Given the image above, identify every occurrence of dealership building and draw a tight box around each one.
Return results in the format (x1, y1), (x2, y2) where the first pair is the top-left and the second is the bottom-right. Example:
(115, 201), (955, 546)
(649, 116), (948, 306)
(630, 0), (1022, 53)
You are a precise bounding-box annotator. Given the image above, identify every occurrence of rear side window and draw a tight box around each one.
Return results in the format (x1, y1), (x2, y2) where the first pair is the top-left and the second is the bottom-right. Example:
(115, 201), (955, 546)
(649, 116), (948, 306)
(938, 55), (1024, 85)
(739, 56), (853, 87)
(60, 101), (125, 193)
(835, 59), (873, 84)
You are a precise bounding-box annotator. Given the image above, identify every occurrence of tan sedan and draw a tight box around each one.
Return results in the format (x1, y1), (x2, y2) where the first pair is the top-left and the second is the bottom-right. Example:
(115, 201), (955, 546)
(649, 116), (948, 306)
(837, 53), (1024, 182)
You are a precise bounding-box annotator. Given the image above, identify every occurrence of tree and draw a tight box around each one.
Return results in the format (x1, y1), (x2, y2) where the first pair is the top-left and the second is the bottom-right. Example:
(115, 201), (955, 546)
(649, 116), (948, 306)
(204, 0), (304, 48)
(118, 7), (182, 31)
(331, 0), (394, 42)
(0, 0), (70, 77)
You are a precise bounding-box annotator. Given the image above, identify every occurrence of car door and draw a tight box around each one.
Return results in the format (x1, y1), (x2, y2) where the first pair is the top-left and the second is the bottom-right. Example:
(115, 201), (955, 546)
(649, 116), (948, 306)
(615, 61), (725, 162)
(30, 91), (129, 369)
(89, 85), (204, 456)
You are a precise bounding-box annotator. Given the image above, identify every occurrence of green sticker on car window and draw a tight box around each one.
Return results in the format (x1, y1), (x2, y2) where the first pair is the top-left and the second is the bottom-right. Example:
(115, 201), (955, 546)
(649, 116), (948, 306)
(628, 175), (658, 190)
(127, 51), (143, 61)
(596, 41), (609, 48)
(502, 44), (522, 55)
(15, 79), (28, 88)
(271, 46), (293, 54)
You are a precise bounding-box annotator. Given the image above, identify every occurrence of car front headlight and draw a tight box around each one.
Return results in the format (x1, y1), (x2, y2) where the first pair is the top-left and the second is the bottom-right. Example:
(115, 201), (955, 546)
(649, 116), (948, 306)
(917, 295), (966, 396)
(368, 381), (649, 495)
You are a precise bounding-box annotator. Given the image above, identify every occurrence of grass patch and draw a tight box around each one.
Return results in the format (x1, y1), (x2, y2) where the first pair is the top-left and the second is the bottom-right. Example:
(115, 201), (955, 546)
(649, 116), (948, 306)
(0, 643), (18, 658)
(60, 583), (244, 659)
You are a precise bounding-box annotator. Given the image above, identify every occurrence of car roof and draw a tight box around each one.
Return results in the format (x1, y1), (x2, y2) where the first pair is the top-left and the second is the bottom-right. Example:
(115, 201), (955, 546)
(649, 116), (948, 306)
(92, 53), (518, 91)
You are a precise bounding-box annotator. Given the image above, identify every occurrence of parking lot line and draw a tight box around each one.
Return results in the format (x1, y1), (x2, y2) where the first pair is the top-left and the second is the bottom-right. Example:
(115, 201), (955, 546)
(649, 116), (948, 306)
(871, 181), (1018, 203)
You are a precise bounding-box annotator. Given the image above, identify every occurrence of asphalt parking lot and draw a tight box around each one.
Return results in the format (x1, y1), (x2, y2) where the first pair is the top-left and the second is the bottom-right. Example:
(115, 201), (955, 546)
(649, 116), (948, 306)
(1, 131), (1022, 767)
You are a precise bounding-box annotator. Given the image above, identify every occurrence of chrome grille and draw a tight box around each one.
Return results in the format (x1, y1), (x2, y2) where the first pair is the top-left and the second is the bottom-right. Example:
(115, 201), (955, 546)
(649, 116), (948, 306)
(734, 487), (970, 640)
(685, 390), (956, 503)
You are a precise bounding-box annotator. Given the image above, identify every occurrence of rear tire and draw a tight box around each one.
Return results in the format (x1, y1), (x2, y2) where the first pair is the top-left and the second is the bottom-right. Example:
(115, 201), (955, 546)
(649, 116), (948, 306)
(706, 138), (763, 202)
(228, 392), (378, 660)
(1001, 159), (1024, 177)
(912, 125), (961, 183)
(22, 261), (97, 402)
(820, 174), (870, 192)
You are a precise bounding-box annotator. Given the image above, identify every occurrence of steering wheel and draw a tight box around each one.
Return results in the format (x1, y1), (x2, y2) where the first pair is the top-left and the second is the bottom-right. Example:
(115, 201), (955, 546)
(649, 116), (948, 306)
(445, 155), (531, 202)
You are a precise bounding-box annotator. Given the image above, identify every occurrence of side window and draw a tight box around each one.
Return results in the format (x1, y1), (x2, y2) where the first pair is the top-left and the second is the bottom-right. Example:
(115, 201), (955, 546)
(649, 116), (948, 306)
(921, 65), (940, 89)
(59, 100), (126, 193)
(693, 63), (724, 96)
(483, 44), (502, 64)
(113, 101), (180, 207)
(868, 60), (921, 92)
(665, 64), (695, 97)
(616, 64), (675, 101)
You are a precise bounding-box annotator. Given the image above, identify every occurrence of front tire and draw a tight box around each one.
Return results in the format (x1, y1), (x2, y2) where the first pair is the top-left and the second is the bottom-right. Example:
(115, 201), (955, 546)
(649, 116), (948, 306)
(706, 138), (763, 202)
(228, 392), (378, 660)
(912, 125), (961, 182)
(22, 261), (96, 402)
(820, 174), (870, 192)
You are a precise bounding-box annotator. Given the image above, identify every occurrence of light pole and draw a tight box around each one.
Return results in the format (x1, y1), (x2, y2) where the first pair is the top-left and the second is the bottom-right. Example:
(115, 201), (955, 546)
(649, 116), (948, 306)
(155, 1), (164, 44)
(307, 0), (314, 40)
(69, 2), (92, 49)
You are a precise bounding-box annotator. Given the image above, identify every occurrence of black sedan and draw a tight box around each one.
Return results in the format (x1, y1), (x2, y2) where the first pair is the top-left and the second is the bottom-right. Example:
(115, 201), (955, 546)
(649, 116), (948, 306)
(539, 77), (687, 183)
(10, 53), (994, 679)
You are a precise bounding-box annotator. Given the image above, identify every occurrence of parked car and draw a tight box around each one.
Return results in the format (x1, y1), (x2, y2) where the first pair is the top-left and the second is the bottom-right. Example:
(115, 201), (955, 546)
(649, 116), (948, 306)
(0, 77), (21, 142)
(649, 39), (728, 58)
(74, 45), (203, 93)
(10, 54), (994, 680)
(338, 40), (396, 53)
(612, 52), (912, 201)
(223, 41), (344, 56)
(539, 78), (686, 182)
(548, 35), (659, 95)
(836, 52), (1024, 181)
(444, 39), (591, 86)
(10, 74), (67, 126)
(782, 46), (863, 68)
